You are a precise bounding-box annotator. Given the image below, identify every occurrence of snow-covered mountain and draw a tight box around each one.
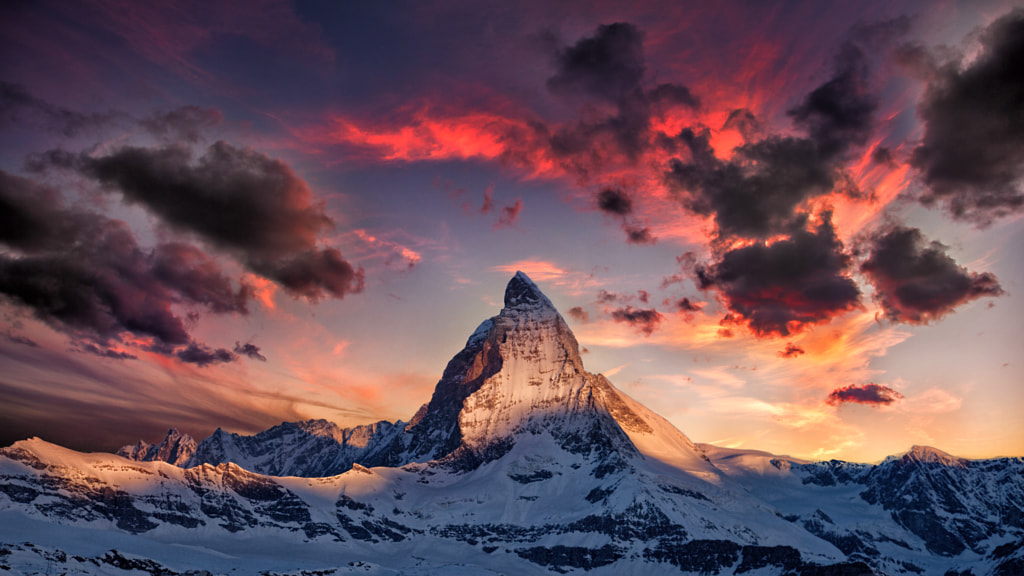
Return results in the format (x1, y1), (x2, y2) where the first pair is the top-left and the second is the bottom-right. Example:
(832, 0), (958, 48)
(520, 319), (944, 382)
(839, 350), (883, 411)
(116, 428), (197, 467)
(1, 272), (1022, 575)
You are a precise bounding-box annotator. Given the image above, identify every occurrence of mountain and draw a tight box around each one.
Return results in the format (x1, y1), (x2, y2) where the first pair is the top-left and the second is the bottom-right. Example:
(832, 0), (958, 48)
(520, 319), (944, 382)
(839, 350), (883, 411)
(1, 272), (1022, 575)
(116, 428), (196, 467)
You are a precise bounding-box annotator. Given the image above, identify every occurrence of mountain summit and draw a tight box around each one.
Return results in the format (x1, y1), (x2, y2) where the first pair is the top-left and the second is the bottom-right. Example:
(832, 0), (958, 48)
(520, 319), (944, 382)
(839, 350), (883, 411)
(2, 273), (1022, 575)
(154, 271), (717, 479)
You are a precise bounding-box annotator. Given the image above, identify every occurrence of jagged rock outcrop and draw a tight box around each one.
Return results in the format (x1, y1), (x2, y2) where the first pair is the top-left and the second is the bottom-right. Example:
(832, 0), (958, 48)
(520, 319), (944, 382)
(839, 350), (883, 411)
(116, 428), (196, 466)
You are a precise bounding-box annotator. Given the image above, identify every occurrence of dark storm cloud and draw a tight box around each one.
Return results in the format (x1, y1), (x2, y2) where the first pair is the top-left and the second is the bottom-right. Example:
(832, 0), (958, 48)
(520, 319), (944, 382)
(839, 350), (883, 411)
(176, 342), (236, 367)
(826, 383), (903, 407)
(787, 42), (878, 158)
(546, 22), (646, 102)
(233, 342), (266, 362)
(667, 129), (838, 240)
(152, 243), (251, 314)
(696, 215), (860, 337)
(567, 306), (589, 323)
(52, 141), (363, 301)
(910, 8), (1024, 225)
(667, 38), (879, 241)
(0, 170), (93, 251)
(610, 306), (663, 335)
(0, 81), (118, 136)
(860, 225), (1003, 324)
(676, 298), (702, 313)
(545, 23), (698, 164)
(597, 187), (633, 215)
(140, 105), (223, 143)
(779, 343), (805, 358)
(0, 170), (250, 363)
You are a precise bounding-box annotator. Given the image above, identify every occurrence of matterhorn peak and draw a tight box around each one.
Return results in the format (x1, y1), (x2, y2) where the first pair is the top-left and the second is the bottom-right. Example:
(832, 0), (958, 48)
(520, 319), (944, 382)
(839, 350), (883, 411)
(395, 272), (718, 480)
(504, 270), (554, 309)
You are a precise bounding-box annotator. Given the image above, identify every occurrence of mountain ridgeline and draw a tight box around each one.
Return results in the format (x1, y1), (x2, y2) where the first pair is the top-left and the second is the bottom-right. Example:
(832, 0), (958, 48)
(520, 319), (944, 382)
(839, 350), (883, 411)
(1, 272), (1022, 575)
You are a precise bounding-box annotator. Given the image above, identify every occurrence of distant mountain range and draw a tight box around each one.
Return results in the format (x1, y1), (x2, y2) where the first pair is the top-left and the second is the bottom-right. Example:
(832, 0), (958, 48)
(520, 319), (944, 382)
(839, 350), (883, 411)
(2, 272), (1021, 575)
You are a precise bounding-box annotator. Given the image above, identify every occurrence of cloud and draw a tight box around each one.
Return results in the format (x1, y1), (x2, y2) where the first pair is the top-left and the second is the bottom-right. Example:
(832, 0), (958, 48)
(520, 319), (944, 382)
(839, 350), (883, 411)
(676, 298), (703, 312)
(546, 22), (646, 103)
(234, 341), (267, 362)
(722, 108), (762, 141)
(76, 342), (137, 360)
(593, 187), (654, 244)
(496, 199), (523, 228)
(151, 242), (251, 314)
(860, 225), (1004, 324)
(0, 81), (117, 137)
(546, 22), (698, 164)
(0, 170), (93, 251)
(175, 342), (236, 366)
(51, 141), (363, 301)
(596, 187), (633, 215)
(910, 8), (1024, 225)
(787, 42), (877, 158)
(666, 39), (878, 241)
(826, 383), (903, 407)
(5, 333), (39, 348)
(779, 343), (805, 358)
(480, 184), (495, 214)
(567, 306), (590, 323)
(0, 169), (249, 364)
(666, 128), (841, 240)
(623, 223), (656, 244)
(610, 306), (663, 335)
(351, 229), (423, 270)
(140, 105), (222, 143)
(696, 214), (861, 337)
(1, 85), (217, 144)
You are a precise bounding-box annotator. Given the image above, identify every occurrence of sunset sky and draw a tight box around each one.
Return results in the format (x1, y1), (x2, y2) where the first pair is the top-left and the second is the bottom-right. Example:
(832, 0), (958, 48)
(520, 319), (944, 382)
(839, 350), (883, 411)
(1, 0), (1021, 463)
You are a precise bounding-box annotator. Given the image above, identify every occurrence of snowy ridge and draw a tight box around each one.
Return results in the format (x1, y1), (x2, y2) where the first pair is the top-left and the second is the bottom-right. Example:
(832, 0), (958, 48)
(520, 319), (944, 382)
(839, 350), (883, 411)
(3, 272), (1023, 575)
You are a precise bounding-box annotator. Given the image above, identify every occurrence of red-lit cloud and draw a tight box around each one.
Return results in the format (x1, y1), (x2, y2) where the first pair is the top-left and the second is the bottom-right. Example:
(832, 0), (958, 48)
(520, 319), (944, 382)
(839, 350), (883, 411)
(695, 215), (861, 337)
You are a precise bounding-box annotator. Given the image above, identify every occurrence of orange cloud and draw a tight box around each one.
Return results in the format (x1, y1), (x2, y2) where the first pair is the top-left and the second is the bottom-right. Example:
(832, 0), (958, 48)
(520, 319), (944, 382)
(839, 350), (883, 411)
(300, 107), (561, 180)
